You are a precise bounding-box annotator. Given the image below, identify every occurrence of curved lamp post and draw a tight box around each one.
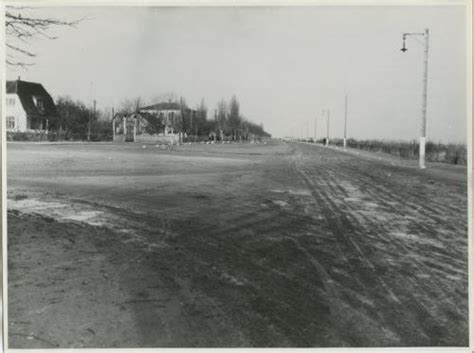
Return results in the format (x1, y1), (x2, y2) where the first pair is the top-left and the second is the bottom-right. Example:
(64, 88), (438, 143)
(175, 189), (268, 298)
(401, 28), (430, 169)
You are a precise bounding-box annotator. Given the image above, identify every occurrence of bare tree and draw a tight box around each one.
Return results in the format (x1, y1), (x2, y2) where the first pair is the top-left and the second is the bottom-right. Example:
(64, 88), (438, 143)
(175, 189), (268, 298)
(6, 6), (82, 68)
(228, 95), (242, 140)
(150, 92), (179, 104)
(118, 97), (142, 114)
(194, 98), (210, 135)
(216, 99), (228, 140)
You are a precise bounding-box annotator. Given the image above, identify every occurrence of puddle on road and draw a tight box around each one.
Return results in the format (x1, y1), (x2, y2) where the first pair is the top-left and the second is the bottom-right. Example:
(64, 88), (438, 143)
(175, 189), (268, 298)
(61, 211), (106, 226)
(270, 189), (286, 194)
(272, 200), (289, 207)
(219, 271), (246, 286)
(390, 232), (419, 241)
(268, 189), (312, 209)
(288, 189), (311, 196)
(9, 198), (67, 212)
(363, 202), (379, 209)
(8, 193), (174, 252)
(9, 197), (110, 228)
(389, 231), (444, 249)
(271, 189), (311, 196)
(344, 197), (361, 202)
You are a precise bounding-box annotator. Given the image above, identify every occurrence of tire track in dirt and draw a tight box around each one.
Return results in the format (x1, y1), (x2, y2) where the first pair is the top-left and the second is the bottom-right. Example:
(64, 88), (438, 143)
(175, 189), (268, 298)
(308, 163), (467, 342)
(290, 160), (410, 344)
(290, 144), (468, 345)
(307, 158), (466, 266)
(342, 169), (466, 238)
(294, 153), (402, 303)
(331, 154), (466, 224)
(299, 146), (467, 264)
(282, 234), (398, 346)
(308, 150), (468, 284)
(302, 143), (465, 218)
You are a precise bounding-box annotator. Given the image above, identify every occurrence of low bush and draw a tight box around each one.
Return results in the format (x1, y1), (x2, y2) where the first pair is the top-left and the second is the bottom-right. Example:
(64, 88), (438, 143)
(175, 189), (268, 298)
(7, 131), (59, 142)
(330, 138), (466, 165)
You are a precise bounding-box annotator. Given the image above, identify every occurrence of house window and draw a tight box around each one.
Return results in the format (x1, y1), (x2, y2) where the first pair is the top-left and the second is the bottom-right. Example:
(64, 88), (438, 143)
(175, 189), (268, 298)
(33, 96), (45, 113)
(37, 100), (44, 112)
(6, 116), (15, 130)
(6, 98), (15, 106)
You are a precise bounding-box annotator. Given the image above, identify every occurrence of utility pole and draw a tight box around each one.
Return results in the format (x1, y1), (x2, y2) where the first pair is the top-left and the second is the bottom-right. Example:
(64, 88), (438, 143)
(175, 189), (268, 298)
(190, 109), (193, 142)
(325, 109), (330, 146)
(91, 99), (96, 142)
(314, 115), (317, 143)
(420, 28), (429, 169)
(306, 120), (309, 142)
(401, 28), (429, 169)
(321, 110), (325, 144)
(343, 94), (348, 149)
(88, 81), (93, 142)
(112, 107), (115, 142)
(87, 110), (91, 142)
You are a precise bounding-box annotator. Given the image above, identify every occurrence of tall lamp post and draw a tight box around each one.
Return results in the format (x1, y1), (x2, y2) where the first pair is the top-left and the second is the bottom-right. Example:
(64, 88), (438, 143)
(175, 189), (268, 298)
(400, 28), (430, 169)
(326, 110), (330, 146)
(322, 109), (330, 146)
(343, 94), (348, 149)
(314, 115), (317, 143)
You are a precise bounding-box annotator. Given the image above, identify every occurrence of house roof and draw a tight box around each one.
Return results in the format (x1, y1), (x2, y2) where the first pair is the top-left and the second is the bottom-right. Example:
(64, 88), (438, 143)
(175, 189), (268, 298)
(6, 79), (59, 118)
(113, 112), (143, 120)
(140, 102), (182, 111)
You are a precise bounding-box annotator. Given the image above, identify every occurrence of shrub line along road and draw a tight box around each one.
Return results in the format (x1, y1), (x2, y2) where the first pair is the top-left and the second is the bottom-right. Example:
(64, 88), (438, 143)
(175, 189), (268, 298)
(7, 141), (468, 348)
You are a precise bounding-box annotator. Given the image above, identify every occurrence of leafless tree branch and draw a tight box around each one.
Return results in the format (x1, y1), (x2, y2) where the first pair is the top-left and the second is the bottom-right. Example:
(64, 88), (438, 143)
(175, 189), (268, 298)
(5, 6), (85, 68)
(6, 43), (36, 57)
(6, 59), (34, 69)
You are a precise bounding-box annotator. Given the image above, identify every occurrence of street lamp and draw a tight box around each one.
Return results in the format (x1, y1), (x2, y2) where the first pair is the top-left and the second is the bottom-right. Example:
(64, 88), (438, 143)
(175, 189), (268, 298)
(306, 120), (309, 142)
(343, 94), (348, 149)
(322, 109), (330, 146)
(400, 28), (430, 169)
(314, 115), (317, 143)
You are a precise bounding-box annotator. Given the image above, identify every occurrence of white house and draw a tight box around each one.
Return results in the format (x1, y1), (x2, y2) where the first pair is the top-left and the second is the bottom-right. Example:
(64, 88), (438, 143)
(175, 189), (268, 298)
(139, 101), (182, 135)
(5, 78), (59, 133)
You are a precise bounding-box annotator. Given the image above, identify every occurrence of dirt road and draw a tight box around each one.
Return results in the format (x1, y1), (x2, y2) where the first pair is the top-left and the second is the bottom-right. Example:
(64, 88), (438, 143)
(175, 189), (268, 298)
(7, 141), (468, 347)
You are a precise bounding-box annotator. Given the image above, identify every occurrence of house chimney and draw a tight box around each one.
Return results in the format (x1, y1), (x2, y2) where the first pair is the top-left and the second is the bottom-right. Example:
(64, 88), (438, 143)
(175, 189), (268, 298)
(17, 76), (21, 81)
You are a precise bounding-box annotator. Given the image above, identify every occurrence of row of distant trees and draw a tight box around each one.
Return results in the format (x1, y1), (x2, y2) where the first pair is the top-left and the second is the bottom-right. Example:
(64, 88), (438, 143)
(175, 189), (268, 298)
(118, 94), (270, 141)
(53, 96), (111, 141)
(52, 94), (270, 142)
(214, 96), (269, 141)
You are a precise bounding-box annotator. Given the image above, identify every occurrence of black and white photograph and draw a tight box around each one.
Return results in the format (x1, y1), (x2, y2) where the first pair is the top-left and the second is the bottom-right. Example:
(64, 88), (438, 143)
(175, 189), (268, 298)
(3, 1), (472, 350)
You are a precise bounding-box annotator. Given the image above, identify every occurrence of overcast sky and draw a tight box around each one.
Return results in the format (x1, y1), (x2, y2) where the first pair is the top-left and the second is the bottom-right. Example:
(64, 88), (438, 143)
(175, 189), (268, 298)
(6, 5), (467, 142)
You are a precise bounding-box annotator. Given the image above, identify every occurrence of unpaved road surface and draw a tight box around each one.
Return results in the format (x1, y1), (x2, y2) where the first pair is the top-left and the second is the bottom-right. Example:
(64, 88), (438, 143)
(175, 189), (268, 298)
(7, 141), (468, 348)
